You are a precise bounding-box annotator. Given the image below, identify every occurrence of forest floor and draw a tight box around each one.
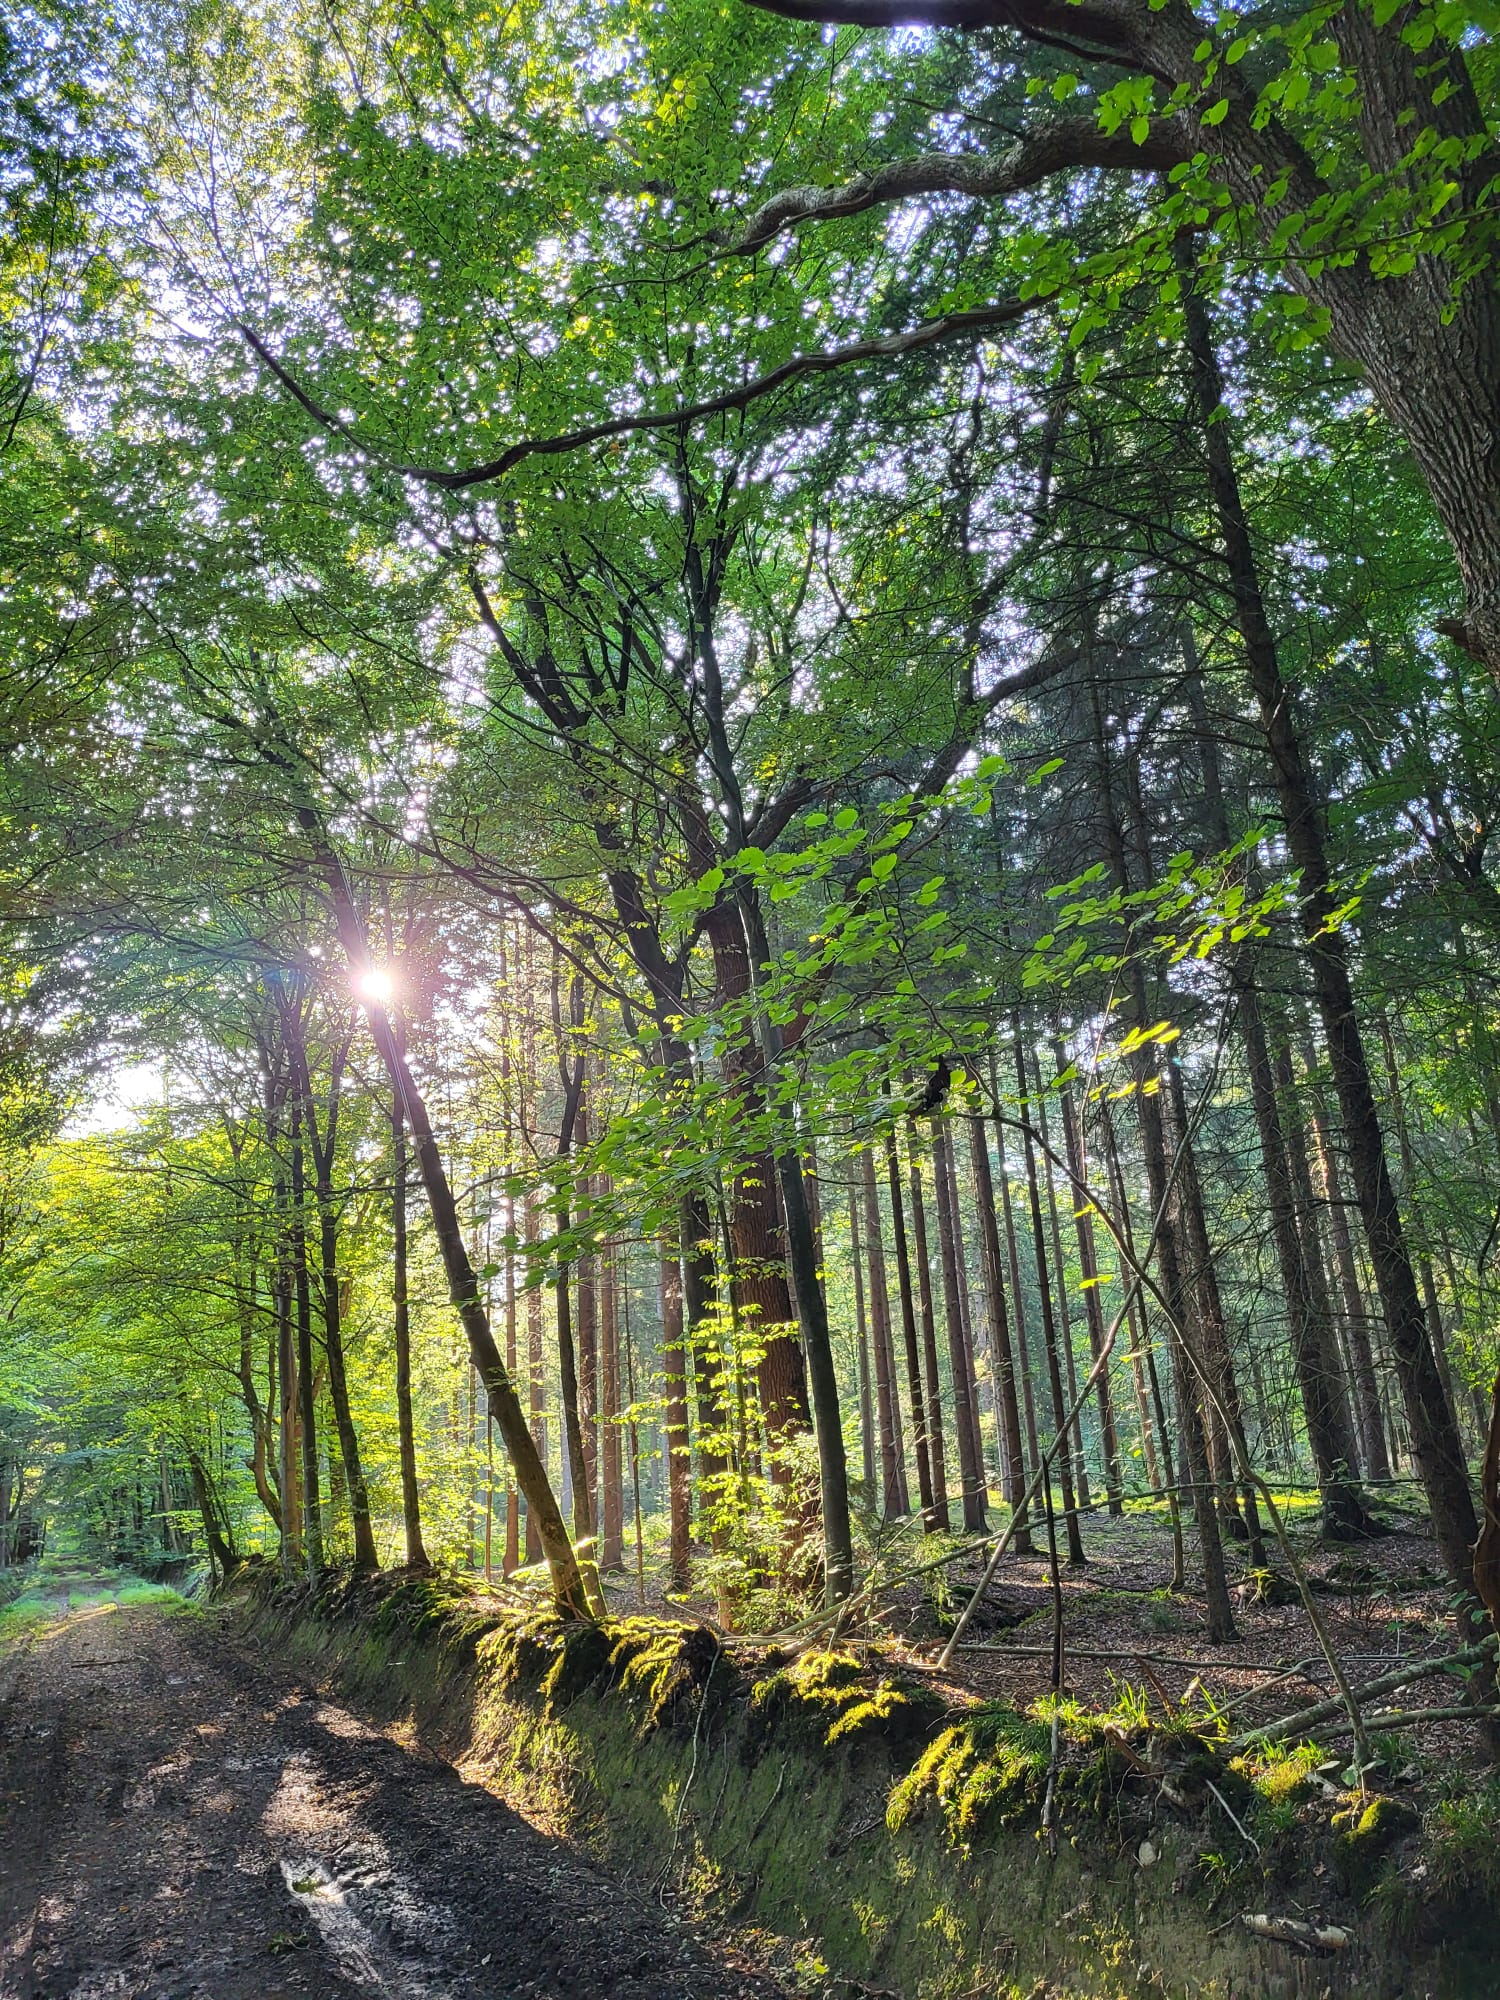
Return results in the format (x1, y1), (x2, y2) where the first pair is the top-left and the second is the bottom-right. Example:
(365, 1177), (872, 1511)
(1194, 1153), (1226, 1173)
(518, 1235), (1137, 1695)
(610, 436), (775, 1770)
(900, 1503), (1480, 1748)
(595, 1494), (1489, 1779)
(0, 1575), (788, 2000)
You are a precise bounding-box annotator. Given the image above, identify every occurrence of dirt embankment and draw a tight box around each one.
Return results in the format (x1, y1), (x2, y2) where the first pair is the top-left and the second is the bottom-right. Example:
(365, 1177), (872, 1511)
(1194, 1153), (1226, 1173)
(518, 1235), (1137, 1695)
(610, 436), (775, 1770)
(0, 1580), (785, 2000)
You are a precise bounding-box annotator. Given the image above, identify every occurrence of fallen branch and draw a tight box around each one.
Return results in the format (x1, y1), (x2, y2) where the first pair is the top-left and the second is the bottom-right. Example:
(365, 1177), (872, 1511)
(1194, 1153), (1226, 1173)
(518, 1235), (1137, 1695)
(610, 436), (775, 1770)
(1232, 1634), (1500, 1749)
(1309, 1702), (1500, 1742)
(1241, 1913), (1353, 1953)
(944, 1644), (1321, 1673)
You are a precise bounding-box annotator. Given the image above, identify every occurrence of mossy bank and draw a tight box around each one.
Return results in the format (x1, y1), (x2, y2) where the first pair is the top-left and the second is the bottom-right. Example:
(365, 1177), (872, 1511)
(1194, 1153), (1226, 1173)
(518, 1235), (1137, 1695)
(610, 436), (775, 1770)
(232, 1567), (1500, 1999)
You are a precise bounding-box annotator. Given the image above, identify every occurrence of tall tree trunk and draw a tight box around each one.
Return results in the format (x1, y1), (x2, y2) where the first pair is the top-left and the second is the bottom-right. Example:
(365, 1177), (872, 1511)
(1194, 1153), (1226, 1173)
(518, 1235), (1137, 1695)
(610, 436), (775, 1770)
(660, 1229), (692, 1591)
(933, 1117), (987, 1531)
(391, 1087), (428, 1570)
(1376, 1014), (1469, 1448)
(862, 1145), (909, 1518)
(314, 845), (591, 1614)
(1178, 248), (1481, 1614)
(521, 1193), (543, 1565)
(576, 1169), (599, 1527)
(886, 1128), (935, 1525)
(281, 1008), (378, 1572)
(1014, 1030), (1085, 1565)
(600, 1230), (625, 1569)
(905, 1129), (952, 1530)
(1179, 634), (1365, 1540)
(967, 1107), (1033, 1553)
(1030, 1051), (1095, 1510)
(848, 1182), (875, 1496)
(1050, 1038), (1124, 1513)
(703, 901), (810, 1447)
(1303, 1053), (1392, 1482)
(289, 1102), (323, 1575)
(1086, 672), (1233, 1635)
(989, 1073), (1042, 1480)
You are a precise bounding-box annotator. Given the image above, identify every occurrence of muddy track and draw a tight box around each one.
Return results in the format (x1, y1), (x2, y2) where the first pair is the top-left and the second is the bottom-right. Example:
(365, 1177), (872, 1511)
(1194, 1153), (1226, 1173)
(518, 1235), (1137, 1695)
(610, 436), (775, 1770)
(0, 1585), (789, 2000)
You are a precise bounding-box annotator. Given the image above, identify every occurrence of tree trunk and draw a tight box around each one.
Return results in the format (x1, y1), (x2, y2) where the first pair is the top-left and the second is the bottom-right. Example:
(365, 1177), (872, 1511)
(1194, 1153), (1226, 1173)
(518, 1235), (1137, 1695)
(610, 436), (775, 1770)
(288, 1102), (323, 1575)
(1030, 1049), (1095, 1510)
(1050, 1038), (1124, 1513)
(312, 839), (591, 1614)
(905, 1128), (952, 1531)
(600, 1230), (625, 1569)
(885, 1127), (936, 1525)
(932, 1116), (987, 1531)
(848, 1182), (875, 1497)
(1303, 1054), (1392, 1483)
(966, 1098), (1033, 1552)
(1178, 248), (1481, 1612)
(861, 1144), (909, 1518)
(703, 901), (811, 1446)
(1014, 1030), (1084, 1565)
(659, 1229), (692, 1591)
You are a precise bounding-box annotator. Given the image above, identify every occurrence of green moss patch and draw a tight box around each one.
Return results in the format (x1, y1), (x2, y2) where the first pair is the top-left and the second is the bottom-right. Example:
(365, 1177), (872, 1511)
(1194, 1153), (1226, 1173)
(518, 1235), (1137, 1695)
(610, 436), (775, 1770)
(748, 1645), (943, 1751)
(887, 1704), (1051, 1849)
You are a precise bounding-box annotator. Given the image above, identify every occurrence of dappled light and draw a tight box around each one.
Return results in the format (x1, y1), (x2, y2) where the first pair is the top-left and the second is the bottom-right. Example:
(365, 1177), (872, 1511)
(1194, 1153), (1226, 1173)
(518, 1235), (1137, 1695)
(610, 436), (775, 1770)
(4, 0), (1500, 1993)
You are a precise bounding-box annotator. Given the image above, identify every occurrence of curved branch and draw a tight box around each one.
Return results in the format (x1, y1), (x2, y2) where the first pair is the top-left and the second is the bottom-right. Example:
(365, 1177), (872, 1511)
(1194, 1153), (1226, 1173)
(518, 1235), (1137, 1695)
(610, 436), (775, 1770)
(742, 0), (1150, 66)
(238, 295), (1039, 493)
(727, 120), (1185, 254)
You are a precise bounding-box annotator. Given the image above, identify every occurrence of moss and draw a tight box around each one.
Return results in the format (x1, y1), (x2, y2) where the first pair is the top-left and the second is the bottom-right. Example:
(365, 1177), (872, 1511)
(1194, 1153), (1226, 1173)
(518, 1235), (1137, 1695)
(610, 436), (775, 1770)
(1332, 1793), (1420, 1896)
(886, 1704), (1051, 1850)
(610, 1619), (726, 1732)
(479, 1612), (565, 1694)
(748, 1646), (943, 1753)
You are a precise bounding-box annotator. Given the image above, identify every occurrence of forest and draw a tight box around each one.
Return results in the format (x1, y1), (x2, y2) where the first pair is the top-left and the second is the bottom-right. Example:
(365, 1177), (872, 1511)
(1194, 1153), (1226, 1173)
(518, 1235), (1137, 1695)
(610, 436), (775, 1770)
(4, 1), (1500, 1995)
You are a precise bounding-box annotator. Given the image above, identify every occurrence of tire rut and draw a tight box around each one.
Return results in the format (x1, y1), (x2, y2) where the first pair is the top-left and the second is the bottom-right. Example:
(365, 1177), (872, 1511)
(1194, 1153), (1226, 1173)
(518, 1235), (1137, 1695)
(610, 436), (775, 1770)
(0, 1588), (788, 2000)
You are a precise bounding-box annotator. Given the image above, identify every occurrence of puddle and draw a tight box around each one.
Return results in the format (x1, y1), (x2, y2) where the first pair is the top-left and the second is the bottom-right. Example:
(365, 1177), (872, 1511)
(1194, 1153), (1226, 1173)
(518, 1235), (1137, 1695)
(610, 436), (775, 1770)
(278, 1853), (468, 1999)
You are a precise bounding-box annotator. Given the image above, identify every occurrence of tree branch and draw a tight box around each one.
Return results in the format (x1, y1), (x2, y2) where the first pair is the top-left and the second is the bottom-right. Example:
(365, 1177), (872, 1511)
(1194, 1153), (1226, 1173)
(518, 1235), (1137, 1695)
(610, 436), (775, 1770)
(237, 296), (1038, 494)
(742, 0), (1151, 67)
(726, 120), (1184, 254)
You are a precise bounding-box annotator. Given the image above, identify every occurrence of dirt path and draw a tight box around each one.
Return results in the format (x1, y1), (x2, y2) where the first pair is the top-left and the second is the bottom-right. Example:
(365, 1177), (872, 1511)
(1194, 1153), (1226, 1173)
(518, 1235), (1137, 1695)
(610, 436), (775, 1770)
(0, 1584), (787, 2000)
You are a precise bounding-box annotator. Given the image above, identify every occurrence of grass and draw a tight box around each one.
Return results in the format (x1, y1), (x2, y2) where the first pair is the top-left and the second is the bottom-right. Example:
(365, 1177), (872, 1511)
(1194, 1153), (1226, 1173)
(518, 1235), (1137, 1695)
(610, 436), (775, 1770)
(0, 1572), (191, 1645)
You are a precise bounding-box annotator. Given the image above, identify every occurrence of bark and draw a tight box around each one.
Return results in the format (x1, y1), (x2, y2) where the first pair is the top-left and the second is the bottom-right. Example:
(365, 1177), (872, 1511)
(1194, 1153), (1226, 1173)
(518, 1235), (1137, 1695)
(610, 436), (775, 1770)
(862, 1143), (909, 1518)
(600, 1229), (625, 1570)
(1177, 249), (1481, 1613)
(966, 1101), (1033, 1552)
(990, 1081), (1042, 1481)
(1050, 1039), (1124, 1512)
(282, 1010), (378, 1571)
(1304, 1056), (1392, 1483)
(702, 900), (811, 1446)
(288, 1100), (323, 1574)
(575, 1132), (599, 1521)
(885, 1127), (936, 1525)
(1376, 1014), (1468, 1448)
(186, 1447), (237, 1577)
(933, 1116), (988, 1531)
(1014, 1032), (1084, 1565)
(905, 1129), (952, 1531)
(659, 1230), (692, 1591)
(1031, 1058), (1093, 1511)
(528, 1184), (552, 1560)
(848, 1182), (875, 1497)
(1087, 674), (1233, 1635)
(383, 1076), (426, 1570)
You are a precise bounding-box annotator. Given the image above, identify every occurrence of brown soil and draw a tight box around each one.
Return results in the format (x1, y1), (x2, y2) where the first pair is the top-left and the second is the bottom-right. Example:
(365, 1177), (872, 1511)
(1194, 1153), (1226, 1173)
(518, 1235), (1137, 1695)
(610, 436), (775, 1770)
(0, 1579), (788, 2000)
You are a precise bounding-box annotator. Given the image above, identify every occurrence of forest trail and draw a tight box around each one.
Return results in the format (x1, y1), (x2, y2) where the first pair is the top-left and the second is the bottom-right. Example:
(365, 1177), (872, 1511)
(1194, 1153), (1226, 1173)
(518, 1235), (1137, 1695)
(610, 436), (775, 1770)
(0, 1582), (785, 2000)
